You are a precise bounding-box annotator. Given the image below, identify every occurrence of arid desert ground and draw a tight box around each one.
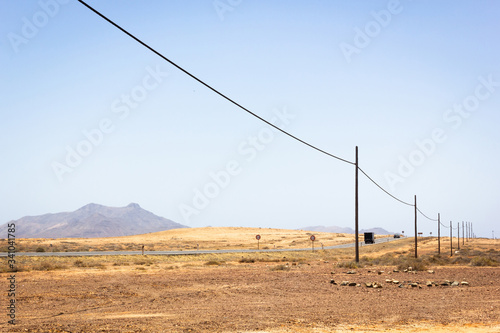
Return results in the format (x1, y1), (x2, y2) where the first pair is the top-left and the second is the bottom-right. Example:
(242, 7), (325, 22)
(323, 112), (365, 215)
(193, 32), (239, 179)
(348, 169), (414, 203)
(1, 228), (499, 332)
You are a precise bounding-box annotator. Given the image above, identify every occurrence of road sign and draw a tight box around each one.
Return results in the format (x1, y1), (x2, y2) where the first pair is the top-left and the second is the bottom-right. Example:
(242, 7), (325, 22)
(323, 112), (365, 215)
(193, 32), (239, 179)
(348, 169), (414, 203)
(310, 235), (315, 241)
(256, 235), (261, 240)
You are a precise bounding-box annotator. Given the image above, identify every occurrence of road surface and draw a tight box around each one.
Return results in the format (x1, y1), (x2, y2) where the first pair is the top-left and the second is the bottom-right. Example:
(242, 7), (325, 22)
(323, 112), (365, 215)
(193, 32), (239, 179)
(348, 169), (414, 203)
(1, 237), (401, 257)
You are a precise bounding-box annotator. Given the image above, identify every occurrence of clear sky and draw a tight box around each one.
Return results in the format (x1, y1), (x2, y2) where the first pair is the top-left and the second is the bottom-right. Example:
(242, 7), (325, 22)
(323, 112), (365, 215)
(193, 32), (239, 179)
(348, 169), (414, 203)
(1, 0), (499, 238)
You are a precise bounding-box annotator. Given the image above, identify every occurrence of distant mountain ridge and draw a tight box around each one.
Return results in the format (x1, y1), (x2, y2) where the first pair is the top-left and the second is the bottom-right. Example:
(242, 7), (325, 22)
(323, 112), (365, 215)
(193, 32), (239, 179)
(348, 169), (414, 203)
(301, 225), (393, 235)
(2, 203), (187, 238)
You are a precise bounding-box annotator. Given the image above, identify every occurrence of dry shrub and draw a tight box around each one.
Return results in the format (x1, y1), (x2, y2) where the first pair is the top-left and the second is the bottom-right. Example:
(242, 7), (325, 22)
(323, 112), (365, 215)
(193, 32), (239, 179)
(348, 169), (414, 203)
(337, 261), (359, 269)
(270, 264), (290, 271)
(205, 260), (222, 266)
(33, 262), (67, 271)
(396, 257), (428, 271)
(258, 258), (281, 263)
(239, 258), (255, 263)
(470, 256), (498, 267)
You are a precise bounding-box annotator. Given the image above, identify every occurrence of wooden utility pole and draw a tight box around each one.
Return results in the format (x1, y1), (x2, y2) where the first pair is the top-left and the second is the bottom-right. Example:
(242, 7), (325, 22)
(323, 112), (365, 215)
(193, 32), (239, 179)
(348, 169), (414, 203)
(438, 214), (441, 254)
(465, 222), (468, 241)
(462, 221), (465, 245)
(355, 146), (359, 263)
(450, 221), (453, 256)
(457, 222), (460, 250)
(414, 195), (417, 258)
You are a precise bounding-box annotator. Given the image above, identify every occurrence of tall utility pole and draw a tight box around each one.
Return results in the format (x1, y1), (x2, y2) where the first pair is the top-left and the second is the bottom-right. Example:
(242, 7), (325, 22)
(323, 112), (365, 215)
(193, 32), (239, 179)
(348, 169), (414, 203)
(354, 146), (359, 263)
(457, 222), (460, 250)
(437, 213), (441, 255)
(450, 221), (453, 256)
(465, 221), (470, 241)
(414, 195), (417, 258)
(462, 221), (465, 245)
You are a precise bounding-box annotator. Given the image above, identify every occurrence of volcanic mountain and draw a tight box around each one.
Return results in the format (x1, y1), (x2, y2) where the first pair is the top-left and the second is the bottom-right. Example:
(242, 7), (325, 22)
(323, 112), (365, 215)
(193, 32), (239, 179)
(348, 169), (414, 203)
(2, 203), (187, 238)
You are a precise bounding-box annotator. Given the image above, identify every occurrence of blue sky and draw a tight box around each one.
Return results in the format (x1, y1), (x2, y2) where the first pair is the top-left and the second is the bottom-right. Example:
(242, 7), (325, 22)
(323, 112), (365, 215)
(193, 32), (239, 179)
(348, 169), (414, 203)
(1, 0), (499, 238)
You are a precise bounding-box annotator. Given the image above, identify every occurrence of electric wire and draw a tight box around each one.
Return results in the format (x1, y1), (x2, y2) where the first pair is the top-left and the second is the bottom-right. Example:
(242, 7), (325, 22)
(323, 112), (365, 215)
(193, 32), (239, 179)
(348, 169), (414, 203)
(77, 0), (355, 166)
(416, 208), (438, 222)
(78, 0), (463, 229)
(358, 167), (414, 206)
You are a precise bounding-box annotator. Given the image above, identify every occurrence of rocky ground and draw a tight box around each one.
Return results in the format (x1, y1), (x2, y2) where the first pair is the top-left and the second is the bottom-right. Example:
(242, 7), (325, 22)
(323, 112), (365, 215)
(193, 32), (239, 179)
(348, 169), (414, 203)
(2, 261), (499, 332)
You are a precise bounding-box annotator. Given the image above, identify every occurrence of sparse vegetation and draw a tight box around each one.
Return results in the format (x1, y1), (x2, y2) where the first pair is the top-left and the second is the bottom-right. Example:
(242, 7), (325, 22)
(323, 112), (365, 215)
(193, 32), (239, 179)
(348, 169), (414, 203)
(270, 264), (290, 271)
(239, 258), (255, 263)
(337, 261), (359, 269)
(470, 256), (498, 267)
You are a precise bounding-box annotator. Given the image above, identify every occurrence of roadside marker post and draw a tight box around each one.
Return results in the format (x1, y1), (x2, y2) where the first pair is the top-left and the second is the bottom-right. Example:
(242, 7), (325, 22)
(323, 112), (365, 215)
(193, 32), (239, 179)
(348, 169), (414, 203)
(256, 234), (261, 250)
(310, 235), (316, 252)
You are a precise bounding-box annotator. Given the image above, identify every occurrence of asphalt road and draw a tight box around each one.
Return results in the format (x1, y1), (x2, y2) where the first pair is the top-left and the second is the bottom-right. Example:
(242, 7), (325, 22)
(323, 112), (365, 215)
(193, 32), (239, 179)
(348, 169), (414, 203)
(1, 237), (401, 257)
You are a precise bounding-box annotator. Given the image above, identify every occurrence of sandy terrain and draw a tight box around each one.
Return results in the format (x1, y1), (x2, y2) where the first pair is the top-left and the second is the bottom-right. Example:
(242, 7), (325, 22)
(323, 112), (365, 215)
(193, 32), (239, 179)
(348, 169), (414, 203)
(2, 261), (499, 332)
(2, 229), (498, 332)
(4, 227), (367, 252)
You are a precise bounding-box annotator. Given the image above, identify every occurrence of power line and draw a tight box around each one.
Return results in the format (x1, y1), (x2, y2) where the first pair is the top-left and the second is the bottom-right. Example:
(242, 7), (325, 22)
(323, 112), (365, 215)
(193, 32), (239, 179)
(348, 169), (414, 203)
(440, 222), (450, 229)
(358, 167), (414, 206)
(416, 208), (438, 222)
(78, 1), (463, 231)
(77, 0), (355, 166)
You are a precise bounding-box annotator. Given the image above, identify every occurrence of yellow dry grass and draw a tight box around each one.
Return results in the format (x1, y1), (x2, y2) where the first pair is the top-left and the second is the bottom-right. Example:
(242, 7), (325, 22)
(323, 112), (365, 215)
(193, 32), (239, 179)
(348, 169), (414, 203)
(2, 227), (390, 252)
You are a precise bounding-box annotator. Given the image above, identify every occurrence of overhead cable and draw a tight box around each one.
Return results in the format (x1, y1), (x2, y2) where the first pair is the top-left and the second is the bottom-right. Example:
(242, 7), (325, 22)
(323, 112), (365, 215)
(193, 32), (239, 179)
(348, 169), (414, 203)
(78, 0), (462, 226)
(77, 0), (355, 166)
(416, 208), (438, 222)
(358, 167), (414, 206)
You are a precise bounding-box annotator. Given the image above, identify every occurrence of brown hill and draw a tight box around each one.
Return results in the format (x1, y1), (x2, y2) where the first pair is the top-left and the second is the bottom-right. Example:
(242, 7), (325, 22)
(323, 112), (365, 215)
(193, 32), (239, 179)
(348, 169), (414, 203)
(2, 203), (187, 238)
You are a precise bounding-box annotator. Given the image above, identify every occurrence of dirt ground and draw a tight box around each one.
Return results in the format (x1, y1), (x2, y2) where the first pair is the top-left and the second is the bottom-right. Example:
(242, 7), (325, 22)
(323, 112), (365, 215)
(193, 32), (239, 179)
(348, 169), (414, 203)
(3, 227), (368, 253)
(2, 261), (499, 332)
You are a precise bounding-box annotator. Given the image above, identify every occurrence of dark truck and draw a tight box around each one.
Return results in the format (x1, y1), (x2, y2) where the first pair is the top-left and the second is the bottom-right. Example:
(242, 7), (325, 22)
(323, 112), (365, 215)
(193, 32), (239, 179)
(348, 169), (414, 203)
(364, 232), (375, 244)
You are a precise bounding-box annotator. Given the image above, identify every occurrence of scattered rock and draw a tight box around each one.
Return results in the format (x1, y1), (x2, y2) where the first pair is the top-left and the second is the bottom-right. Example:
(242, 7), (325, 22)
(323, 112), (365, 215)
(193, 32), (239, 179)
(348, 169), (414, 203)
(373, 283), (383, 289)
(330, 279), (337, 285)
(426, 281), (433, 287)
(348, 282), (357, 287)
(461, 281), (469, 286)
(340, 281), (350, 286)
(365, 282), (373, 288)
(427, 270), (435, 274)
(392, 280), (399, 284)
(393, 269), (399, 273)
(377, 271), (384, 275)
(451, 281), (460, 287)
(346, 271), (356, 275)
